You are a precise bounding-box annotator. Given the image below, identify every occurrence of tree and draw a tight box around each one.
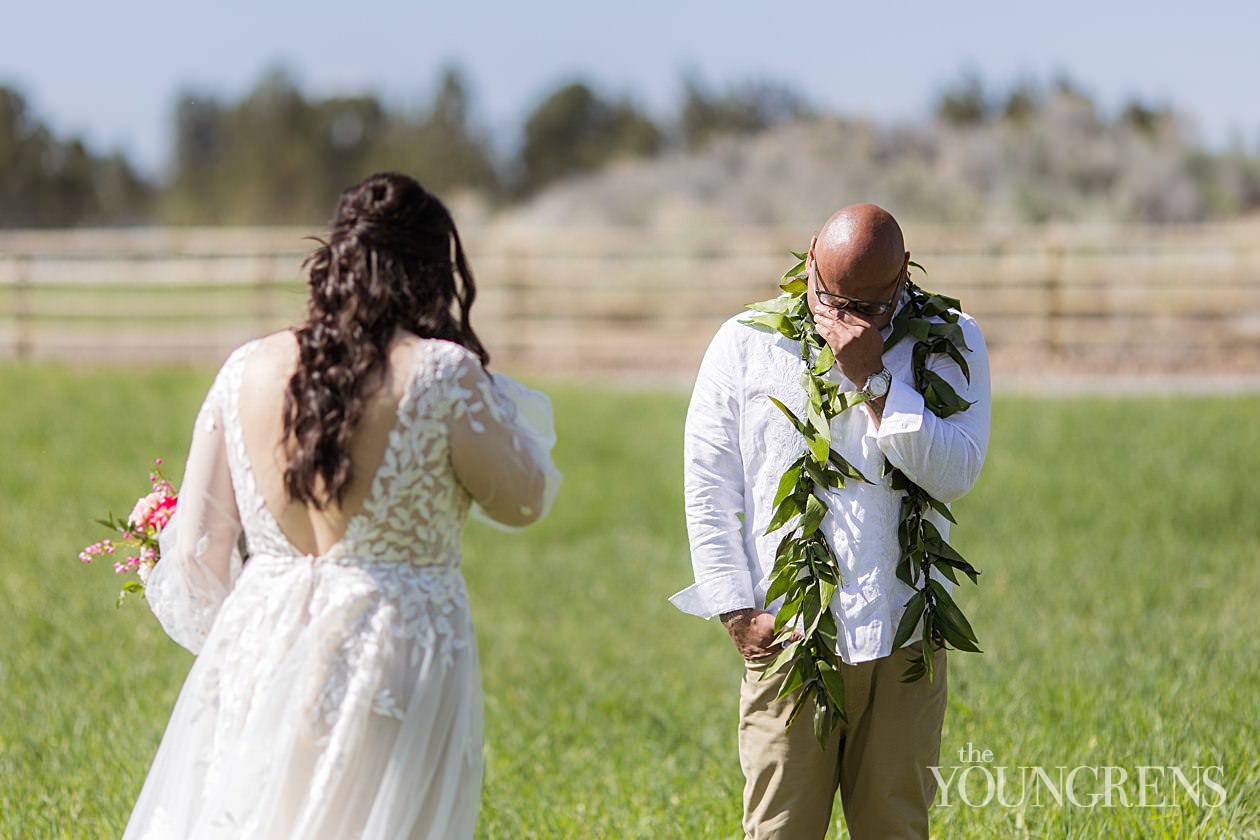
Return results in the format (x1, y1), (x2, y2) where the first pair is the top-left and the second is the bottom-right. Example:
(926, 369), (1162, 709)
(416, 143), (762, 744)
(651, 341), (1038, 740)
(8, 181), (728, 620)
(163, 91), (227, 222)
(1119, 98), (1174, 137)
(679, 74), (810, 150)
(367, 67), (500, 198)
(162, 66), (501, 224)
(0, 85), (151, 227)
(1000, 79), (1042, 125)
(163, 68), (324, 224)
(935, 71), (990, 126)
(516, 81), (660, 195)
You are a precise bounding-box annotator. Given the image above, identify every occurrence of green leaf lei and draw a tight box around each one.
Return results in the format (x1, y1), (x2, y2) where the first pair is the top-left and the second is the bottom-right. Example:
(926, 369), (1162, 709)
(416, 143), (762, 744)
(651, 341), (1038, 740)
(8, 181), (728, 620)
(743, 250), (983, 747)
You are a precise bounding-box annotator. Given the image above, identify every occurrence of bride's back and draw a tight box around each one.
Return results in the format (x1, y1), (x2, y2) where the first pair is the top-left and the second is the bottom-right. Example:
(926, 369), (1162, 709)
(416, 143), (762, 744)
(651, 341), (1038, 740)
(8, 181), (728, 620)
(126, 173), (559, 837)
(237, 328), (424, 557)
(128, 178), (557, 840)
(220, 170), (494, 560)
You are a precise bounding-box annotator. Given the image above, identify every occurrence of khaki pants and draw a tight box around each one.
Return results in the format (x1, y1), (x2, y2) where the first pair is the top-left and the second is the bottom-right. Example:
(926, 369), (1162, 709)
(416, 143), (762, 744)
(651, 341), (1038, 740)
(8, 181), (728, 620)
(738, 642), (948, 840)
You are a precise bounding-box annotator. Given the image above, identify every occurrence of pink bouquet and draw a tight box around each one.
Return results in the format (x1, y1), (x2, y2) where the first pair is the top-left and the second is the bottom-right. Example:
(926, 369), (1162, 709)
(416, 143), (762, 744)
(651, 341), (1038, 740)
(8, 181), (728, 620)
(81, 458), (177, 606)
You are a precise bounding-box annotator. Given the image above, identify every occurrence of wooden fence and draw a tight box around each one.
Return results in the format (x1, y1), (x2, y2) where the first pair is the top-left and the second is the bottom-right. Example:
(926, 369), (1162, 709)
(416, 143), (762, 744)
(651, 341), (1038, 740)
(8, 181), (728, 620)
(1, 222), (1258, 378)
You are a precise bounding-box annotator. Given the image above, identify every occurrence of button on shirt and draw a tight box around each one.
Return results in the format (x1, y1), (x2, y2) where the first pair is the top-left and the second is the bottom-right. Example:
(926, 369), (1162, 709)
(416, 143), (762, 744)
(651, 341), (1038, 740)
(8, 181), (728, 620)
(670, 295), (991, 664)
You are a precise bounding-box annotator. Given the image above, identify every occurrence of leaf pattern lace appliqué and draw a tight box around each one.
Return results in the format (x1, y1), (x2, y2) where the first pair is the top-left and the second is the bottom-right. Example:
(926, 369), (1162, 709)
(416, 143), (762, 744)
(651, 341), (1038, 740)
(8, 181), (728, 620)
(184, 339), (484, 809)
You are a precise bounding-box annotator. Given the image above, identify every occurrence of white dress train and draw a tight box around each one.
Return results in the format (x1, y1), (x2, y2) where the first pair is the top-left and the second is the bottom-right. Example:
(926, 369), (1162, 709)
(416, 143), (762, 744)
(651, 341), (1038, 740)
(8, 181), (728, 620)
(122, 337), (560, 839)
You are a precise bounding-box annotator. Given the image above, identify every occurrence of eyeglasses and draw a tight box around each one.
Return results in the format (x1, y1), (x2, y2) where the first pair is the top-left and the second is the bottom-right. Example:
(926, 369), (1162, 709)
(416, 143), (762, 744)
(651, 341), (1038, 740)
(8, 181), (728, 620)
(811, 260), (905, 318)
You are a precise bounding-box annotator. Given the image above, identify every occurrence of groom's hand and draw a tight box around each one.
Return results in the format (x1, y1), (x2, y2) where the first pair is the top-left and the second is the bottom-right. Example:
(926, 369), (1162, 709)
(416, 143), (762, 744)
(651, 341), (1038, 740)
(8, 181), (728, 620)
(812, 305), (883, 387)
(722, 608), (789, 660)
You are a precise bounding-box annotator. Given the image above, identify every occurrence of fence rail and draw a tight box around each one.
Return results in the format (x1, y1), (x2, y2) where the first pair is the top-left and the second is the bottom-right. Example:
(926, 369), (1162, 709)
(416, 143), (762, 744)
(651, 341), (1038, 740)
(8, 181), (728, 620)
(2, 223), (1259, 377)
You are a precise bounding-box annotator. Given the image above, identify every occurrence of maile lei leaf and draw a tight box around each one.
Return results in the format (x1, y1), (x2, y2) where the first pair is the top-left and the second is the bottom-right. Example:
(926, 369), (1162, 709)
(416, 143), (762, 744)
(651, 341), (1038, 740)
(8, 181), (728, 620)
(741, 252), (982, 747)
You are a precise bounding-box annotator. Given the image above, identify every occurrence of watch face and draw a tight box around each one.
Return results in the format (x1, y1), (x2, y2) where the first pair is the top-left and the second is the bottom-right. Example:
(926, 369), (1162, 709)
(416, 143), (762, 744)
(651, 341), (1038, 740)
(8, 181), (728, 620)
(868, 370), (891, 398)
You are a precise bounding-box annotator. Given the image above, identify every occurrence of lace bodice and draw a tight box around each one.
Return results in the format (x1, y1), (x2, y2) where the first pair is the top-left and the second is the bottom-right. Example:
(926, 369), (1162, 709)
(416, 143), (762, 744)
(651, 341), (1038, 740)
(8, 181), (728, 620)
(222, 337), (480, 568)
(129, 337), (560, 840)
(144, 335), (560, 657)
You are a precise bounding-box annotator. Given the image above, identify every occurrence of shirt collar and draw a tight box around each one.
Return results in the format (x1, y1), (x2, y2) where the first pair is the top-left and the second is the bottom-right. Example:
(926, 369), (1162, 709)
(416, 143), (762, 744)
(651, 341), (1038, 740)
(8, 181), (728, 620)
(878, 288), (911, 340)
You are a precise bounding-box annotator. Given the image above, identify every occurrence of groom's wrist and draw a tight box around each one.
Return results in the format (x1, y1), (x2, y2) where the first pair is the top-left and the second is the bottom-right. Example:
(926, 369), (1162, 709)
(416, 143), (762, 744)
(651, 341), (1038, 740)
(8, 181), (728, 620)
(719, 607), (755, 626)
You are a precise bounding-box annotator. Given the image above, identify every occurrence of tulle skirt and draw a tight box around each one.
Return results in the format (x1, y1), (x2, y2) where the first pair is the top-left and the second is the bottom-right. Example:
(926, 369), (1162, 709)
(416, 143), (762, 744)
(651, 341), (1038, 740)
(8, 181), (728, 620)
(123, 554), (483, 839)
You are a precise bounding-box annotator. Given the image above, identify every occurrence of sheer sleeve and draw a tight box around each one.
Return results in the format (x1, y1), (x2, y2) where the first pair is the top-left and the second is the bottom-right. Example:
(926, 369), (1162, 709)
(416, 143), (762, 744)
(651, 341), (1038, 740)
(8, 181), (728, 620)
(446, 354), (561, 531)
(146, 367), (245, 655)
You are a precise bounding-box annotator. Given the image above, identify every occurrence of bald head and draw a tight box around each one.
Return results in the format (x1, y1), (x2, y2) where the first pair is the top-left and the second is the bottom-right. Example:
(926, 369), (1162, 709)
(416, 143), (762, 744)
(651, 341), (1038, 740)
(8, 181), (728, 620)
(808, 203), (909, 327)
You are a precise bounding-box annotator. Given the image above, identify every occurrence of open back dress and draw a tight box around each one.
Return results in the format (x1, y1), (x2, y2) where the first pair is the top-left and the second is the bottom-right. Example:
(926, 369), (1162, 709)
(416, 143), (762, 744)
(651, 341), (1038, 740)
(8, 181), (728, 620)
(122, 334), (559, 839)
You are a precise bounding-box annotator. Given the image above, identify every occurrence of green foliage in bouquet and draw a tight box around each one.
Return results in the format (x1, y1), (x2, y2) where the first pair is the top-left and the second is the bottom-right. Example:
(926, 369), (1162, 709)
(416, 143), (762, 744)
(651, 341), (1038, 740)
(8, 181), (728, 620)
(79, 458), (175, 607)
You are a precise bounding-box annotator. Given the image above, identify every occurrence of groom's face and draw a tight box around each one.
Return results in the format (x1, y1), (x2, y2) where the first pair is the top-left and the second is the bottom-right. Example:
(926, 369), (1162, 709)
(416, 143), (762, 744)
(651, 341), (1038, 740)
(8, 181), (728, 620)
(806, 236), (907, 333)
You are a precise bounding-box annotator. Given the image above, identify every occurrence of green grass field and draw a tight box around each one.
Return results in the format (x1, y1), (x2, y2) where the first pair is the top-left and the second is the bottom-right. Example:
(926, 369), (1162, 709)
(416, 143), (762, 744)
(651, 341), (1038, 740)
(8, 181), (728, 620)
(0, 364), (1257, 839)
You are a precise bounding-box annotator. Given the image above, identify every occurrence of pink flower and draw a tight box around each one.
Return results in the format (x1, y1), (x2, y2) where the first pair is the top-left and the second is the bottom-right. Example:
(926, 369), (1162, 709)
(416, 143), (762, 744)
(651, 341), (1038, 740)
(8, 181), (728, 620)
(82, 456), (174, 597)
(128, 490), (176, 531)
(78, 539), (117, 563)
(129, 492), (160, 529)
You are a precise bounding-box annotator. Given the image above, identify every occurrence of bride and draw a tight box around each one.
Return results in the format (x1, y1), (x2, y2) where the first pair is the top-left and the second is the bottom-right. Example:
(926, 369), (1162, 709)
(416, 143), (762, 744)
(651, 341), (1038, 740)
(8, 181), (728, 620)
(122, 172), (560, 839)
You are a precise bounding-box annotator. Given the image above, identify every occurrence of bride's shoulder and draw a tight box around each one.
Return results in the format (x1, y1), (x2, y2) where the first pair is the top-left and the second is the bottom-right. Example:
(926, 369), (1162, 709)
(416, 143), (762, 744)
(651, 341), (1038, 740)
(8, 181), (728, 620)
(391, 337), (489, 414)
(222, 328), (294, 365)
(208, 330), (296, 393)
(215, 330), (295, 383)
(250, 328), (300, 358)
(395, 334), (482, 375)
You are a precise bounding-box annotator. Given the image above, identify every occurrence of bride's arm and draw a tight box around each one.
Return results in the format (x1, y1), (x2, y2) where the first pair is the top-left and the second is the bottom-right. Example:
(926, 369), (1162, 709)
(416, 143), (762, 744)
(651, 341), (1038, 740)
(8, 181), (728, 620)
(146, 368), (245, 655)
(446, 354), (561, 530)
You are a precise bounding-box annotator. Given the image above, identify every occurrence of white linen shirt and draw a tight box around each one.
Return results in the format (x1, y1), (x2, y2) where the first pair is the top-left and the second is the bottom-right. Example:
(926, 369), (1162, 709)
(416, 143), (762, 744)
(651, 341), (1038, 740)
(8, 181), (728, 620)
(670, 294), (991, 664)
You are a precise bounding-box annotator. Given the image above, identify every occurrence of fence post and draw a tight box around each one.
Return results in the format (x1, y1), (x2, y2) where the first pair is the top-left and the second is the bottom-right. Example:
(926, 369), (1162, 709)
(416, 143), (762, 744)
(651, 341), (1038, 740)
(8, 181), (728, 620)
(1045, 244), (1064, 358)
(14, 254), (32, 361)
(503, 248), (528, 368)
(255, 252), (274, 331)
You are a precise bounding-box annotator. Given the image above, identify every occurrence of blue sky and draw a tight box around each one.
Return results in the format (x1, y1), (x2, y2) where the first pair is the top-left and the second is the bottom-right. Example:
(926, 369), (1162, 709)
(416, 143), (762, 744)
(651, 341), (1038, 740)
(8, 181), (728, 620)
(3, 1), (1257, 176)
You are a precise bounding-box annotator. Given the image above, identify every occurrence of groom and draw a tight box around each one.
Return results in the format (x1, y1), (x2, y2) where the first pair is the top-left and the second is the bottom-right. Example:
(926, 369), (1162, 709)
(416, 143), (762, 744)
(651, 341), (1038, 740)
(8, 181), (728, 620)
(671, 204), (990, 838)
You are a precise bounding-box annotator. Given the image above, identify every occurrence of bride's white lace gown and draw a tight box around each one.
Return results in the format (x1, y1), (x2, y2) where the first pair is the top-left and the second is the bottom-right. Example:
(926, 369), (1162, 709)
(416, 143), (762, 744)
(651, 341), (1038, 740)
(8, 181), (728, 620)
(122, 335), (560, 840)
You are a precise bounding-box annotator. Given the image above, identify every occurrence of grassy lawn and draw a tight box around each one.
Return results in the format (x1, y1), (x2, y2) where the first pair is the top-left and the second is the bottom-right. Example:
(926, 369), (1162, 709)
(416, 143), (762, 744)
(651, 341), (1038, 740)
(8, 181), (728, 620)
(0, 363), (1257, 838)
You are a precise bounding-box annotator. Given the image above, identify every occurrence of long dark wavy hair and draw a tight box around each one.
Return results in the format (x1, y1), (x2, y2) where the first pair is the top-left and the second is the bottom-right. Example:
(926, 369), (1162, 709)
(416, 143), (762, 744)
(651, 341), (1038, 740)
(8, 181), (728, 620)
(282, 172), (489, 510)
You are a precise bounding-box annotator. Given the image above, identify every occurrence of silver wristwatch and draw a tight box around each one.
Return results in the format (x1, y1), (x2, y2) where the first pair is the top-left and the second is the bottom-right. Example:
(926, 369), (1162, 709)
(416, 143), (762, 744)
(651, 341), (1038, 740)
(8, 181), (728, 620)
(860, 367), (892, 401)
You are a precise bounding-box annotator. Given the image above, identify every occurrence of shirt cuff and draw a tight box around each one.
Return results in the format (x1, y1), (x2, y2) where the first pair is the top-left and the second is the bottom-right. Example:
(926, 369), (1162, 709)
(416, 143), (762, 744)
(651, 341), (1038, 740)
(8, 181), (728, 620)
(875, 375), (924, 438)
(669, 569), (755, 619)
